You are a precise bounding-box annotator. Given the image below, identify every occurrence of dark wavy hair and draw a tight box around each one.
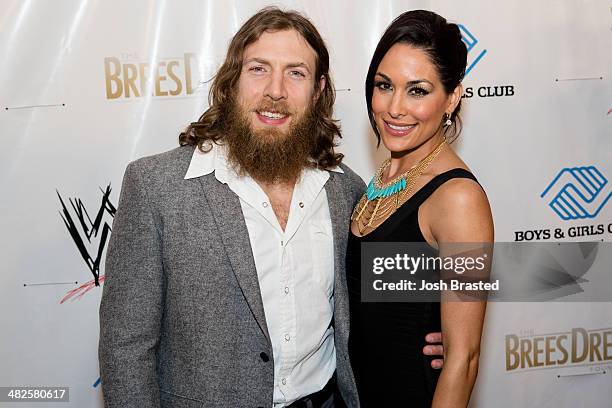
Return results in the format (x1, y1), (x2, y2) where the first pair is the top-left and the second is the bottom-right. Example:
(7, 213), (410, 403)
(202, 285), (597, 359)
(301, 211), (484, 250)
(179, 6), (343, 169)
(365, 10), (467, 144)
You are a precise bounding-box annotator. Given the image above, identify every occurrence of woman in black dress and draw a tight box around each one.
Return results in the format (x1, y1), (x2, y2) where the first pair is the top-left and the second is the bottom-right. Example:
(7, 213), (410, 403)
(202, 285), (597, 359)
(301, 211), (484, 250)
(347, 10), (494, 407)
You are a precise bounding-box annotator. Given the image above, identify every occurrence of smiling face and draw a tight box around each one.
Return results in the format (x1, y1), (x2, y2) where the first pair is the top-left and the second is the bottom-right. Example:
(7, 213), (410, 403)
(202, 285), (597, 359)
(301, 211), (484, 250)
(371, 43), (461, 155)
(236, 29), (322, 136)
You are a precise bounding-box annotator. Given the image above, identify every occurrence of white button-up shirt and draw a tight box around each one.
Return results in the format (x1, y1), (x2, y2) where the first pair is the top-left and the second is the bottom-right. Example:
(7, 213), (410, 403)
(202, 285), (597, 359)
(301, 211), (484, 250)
(184, 144), (343, 407)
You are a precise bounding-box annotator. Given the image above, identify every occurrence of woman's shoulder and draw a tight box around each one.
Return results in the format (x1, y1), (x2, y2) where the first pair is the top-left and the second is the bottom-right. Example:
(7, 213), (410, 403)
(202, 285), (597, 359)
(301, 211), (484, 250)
(421, 164), (493, 242)
(428, 164), (488, 213)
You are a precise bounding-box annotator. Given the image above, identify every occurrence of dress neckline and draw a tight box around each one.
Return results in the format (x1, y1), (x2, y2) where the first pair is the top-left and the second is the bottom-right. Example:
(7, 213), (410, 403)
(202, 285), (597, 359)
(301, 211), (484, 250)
(350, 168), (474, 240)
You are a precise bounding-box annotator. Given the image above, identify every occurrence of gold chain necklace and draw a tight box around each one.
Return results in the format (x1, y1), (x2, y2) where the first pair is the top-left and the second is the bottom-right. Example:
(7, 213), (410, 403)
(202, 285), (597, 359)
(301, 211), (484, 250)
(351, 138), (447, 235)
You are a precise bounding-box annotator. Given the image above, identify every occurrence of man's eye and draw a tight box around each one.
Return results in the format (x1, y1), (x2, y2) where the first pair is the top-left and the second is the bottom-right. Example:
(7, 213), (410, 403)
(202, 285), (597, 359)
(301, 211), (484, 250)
(249, 66), (266, 73)
(374, 81), (392, 91)
(289, 70), (306, 78)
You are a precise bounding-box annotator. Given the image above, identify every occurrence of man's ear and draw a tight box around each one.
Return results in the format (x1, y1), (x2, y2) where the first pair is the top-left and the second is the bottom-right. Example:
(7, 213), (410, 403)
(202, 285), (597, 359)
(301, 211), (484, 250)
(447, 84), (463, 114)
(314, 75), (326, 101)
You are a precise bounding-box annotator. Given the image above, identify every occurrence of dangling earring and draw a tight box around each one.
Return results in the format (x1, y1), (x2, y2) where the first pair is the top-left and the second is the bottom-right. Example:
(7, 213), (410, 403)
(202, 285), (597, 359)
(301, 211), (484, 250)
(444, 113), (452, 127)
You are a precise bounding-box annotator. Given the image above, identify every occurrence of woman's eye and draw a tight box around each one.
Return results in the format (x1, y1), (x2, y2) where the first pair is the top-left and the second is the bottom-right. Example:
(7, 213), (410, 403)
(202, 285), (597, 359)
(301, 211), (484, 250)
(409, 87), (429, 97)
(374, 81), (392, 91)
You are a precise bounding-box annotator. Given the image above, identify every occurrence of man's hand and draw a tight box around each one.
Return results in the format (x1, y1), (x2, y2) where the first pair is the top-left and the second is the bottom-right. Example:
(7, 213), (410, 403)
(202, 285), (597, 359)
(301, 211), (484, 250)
(423, 332), (444, 369)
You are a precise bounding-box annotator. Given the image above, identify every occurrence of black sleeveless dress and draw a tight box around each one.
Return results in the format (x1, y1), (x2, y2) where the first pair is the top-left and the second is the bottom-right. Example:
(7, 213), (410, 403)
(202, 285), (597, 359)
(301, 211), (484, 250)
(347, 168), (478, 407)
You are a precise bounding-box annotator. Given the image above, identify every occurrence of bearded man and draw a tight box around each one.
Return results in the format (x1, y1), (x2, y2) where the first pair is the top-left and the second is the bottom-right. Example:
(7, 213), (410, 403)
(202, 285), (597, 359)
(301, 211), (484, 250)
(99, 7), (442, 408)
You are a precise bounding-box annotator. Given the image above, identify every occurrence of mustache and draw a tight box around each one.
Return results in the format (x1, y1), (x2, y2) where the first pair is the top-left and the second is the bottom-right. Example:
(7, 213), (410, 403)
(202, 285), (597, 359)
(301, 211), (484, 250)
(253, 100), (293, 116)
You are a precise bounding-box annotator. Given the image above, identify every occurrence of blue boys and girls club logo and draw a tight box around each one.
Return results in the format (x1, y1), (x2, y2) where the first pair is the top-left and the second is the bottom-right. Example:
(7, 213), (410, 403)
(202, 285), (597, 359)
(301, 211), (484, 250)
(458, 24), (487, 76)
(541, 166), (612, 220)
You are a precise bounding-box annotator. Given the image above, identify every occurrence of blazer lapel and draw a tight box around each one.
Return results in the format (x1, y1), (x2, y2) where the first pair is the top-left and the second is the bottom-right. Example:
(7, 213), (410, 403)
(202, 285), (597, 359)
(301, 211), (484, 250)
(198, 175), (270, 342)
(324, 172), (352, 338)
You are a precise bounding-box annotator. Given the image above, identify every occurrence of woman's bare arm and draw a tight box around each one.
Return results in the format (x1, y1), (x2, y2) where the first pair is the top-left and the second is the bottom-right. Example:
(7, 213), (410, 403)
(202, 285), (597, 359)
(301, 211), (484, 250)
(423, 177), (493, 408)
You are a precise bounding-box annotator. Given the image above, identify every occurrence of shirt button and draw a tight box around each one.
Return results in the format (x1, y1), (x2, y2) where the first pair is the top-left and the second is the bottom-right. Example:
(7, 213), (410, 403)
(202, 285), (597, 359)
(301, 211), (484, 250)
(262, 202), (268, 208)
(299, 202), (304, 208)
(284, 287), (289, 294)
(281, 378), (287, 385)
(284, 334), (290, 341)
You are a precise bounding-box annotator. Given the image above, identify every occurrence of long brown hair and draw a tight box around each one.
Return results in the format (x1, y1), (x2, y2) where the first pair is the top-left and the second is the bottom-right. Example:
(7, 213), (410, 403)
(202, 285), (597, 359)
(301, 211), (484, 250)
(179, 6), (343, 169)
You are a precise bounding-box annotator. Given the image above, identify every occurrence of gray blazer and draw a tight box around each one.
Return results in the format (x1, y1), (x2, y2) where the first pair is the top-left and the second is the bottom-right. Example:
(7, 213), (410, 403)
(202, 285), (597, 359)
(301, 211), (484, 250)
(99, 145), (365, 408)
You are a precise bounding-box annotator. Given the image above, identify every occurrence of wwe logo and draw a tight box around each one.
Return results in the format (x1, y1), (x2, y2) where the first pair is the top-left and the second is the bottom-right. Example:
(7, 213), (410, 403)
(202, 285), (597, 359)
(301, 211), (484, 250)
(57, 184), (116, 302)
(458, 24), (487, 76)
(541, 167), (611, 220)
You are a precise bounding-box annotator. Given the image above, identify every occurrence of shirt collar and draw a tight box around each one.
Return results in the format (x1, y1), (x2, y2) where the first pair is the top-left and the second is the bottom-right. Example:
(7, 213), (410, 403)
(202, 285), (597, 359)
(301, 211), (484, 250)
(184, 143), (344, 182)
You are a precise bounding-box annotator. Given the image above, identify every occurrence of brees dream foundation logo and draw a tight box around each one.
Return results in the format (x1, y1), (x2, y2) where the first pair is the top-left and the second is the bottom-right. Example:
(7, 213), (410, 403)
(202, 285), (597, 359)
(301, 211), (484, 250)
(505, 327), (612, 372)
(104, 53), (199, 99)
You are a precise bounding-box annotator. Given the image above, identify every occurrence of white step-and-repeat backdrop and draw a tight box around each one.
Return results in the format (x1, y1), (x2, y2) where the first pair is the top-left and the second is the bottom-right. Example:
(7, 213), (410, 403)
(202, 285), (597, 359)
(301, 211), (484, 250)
(1, 0), (610, 406)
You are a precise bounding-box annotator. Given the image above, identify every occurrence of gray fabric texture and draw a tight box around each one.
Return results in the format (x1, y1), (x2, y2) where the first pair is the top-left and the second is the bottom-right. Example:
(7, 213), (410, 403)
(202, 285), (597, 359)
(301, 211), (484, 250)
(99, 145), (365, 408)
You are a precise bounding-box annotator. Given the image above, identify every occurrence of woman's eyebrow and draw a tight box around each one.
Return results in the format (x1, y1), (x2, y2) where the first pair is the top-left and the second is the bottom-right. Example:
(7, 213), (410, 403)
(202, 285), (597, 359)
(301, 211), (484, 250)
(375, 72), (433, 87)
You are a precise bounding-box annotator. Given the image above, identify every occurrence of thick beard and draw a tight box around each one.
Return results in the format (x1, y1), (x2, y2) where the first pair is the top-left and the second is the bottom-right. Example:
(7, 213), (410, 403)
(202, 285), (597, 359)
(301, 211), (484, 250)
(221, 97), (317, 184)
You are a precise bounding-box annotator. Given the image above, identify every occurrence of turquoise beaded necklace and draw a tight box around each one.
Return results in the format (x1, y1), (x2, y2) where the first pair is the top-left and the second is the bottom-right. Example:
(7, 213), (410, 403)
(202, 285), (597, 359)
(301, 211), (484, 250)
(365, 136), (448, 201)
(366, 172), (407, 200)
(352, 137), (447, 233)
